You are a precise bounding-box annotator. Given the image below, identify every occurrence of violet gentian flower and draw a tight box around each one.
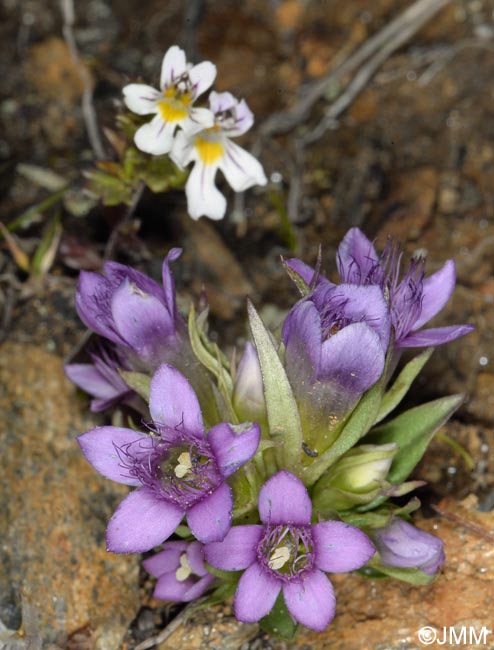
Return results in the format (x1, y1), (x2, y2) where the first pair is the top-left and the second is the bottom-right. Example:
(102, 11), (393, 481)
(336, 228), (473, 347)
(205, 471), (375, 631)
(282, 282), (391, 446)
(171, 91), (267, 220)
(373, 519), (445, 575)
(77, 363), (260, 552)
(123, 45), (216, 155)
(143, 540), (215, 601)
(65, 344), (144, 413)
(75, 248), (184, 368)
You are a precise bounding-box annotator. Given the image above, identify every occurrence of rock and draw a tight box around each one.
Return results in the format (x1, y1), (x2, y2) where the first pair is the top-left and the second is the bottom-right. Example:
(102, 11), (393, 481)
(154, 497), (494, 650)
(0, 343), (140, 649)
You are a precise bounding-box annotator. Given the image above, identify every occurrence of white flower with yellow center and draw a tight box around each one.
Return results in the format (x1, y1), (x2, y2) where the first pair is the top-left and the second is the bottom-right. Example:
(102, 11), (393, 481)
(123, 45), (216, 155)
(171, 91), (267, 220)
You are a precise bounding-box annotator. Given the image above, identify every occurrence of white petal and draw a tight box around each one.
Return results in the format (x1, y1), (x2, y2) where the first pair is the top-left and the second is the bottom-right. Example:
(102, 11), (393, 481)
(189, 61), (217, 98)
(229, 99), (254, 136)
(161, 45), (187, 89)
(182, 108), (215, 135)
(209, 90), (237, 114)
(220, 140), (267, 192)
(186, 162), (226, 220)
(134, 115), (176, 155)
(123, 84), (160, 115)
(170, 130), (196, 169)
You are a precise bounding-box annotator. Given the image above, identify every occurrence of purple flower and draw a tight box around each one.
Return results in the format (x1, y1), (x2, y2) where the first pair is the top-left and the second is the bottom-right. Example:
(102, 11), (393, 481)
(77, 363), (260, 552)
(282, 282), (390, 440)
(143, 540), (215, 602)
(75, 249), (184, 367)
(336, 228), (473, 347)
(205, 471), (375, 631)
(373, 519), (445, 575)
(65, 344), (144, 413)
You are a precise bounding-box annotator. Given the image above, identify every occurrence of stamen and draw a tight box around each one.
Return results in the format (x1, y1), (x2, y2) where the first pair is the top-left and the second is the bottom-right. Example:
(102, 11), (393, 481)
(175, 553), (192, 582)
(175, 452), (193, 478)
(268, 546), (291, 570)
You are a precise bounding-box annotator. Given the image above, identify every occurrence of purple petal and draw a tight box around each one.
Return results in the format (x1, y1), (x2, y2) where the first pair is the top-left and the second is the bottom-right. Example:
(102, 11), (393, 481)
(234, 562), (281, 623)
(336, 228), (380, 284)
(413, 260), (456, 330)
(208, 422), (260, 478)
(111, 278), (173, 357)
(258, 471), (312, 526)
(65, 363), (118, 400)
(103, 261), (164, 299)
(319, 322), (385, 395)
(312, 521), (375, 573)
(161, 248), (182, 321)
(77, 427), (146, 486)
(186, 541), (208, 577)
(204, 525), (263, 571)
(142, 543), (187, 577)
(106, 488), (184, 553)
(154, 573), (215, 602)
(283, 258), (325, 288)
(149, 364), (204, 438)
(282, 300), (321, 383)
(186, 482), (233, 543)
(283, 570), (335, 631)
(75, 272), (124, 345)
(397, 324), (474, 348)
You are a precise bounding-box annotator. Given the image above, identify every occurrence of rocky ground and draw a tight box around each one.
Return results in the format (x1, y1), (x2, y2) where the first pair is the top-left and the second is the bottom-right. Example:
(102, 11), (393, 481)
(1, 0), (494, 648)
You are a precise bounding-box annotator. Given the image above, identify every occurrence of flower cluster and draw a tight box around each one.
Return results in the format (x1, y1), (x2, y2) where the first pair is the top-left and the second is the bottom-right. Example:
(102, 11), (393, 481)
(68, 228), (473, 635)
(123, 45), (267, 220)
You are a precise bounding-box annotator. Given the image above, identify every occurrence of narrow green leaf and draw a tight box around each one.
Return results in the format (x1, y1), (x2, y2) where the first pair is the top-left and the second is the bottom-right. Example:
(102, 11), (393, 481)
(247, 300), (302, 472)
(368, 394), (463, 484)
(280, 257), (310, 296)
(375, 347), (434, 424)
(366, 559), (435, 585)
(3, 188), (67, 235)
(31, 212), (63, 278)
(119, 370), (150, 402)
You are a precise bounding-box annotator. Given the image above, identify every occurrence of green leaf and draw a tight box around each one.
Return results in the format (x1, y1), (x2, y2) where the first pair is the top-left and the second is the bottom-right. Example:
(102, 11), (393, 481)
(31, 212), (63, 278)
(204, 563), (241, 583)
(197, 581), (238, 609)
(302, 376), (385, 486)
(280, 257), (311, 296)
(247, 300), (302, 472)
(259, 593), (298, 639)
(367, 394), (463, 484)
(375, 347), (434, 424)
(119, 370), (150, 402)
(366, 559), (436, 585)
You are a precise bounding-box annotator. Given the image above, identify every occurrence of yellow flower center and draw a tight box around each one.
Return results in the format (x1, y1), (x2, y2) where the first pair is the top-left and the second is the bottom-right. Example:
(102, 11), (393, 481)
(195, 135), (224, 166)
(157, 87), (192, 122)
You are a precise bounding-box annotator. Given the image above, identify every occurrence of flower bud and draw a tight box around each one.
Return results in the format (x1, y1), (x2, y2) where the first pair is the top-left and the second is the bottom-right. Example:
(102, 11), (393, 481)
(373, 518), (445, 575)
(233, 342), (266, 422)
(312, 443), (397, 511)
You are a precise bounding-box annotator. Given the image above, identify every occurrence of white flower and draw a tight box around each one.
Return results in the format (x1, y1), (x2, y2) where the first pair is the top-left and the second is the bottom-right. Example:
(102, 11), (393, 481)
(170, 91), (267, 220)
(123, 46), (216, 156)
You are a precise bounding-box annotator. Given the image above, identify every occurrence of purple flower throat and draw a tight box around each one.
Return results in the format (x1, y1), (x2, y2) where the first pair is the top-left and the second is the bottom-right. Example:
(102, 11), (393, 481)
(259, 525), (314, 582)
(115, 434), (220, 510)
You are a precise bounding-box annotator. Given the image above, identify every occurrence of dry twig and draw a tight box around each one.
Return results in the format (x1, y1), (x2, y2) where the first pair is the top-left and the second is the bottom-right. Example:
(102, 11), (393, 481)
(134, 601), (201, 650)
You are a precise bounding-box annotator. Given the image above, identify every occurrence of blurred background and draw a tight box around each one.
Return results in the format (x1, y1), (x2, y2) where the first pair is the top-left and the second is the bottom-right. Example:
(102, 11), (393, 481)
(1, 1), (493, 648)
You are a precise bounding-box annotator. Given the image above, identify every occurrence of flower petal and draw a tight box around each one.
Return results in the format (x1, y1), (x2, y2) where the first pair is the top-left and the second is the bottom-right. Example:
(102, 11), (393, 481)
(336, 228), (380, 284)
(142, 543), (187, 577)
(204, 525), (263, 571)
(149, 364), (204, 437)
(220, 140), (267, 192)
(234, 562), (281, 623)
(185, 161), (226, 220)
(189, 61), (217, 98)
(134, 114), (176, 155)
(111, 278), (173, 358)
(319, 322), (385, 395)
(258, 471), (312, 526)
(161, 248), (182, 321)
(154, 572), (215, 602)
(122, 83), (160, 115)
(283, 570), (335, 631)
(106, 488), (184, 553)
(312, 521), (375, 573)
(282, 299), (321, 383)
(413, 260), (456, 330)
(65, 363), (117, 400)
(160, 45), (187, 88)
(186, 482), (233, 543)
(397, 324), (474, 348)
(283, 258), (322, 288)
(75, 272), (124, 344)
(208, 422), (261, 478)
(77, 426), (146, 486)
(182, 107), (215, 135)
(186, 541), (208, 576)
(170, 130), (196, 168)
